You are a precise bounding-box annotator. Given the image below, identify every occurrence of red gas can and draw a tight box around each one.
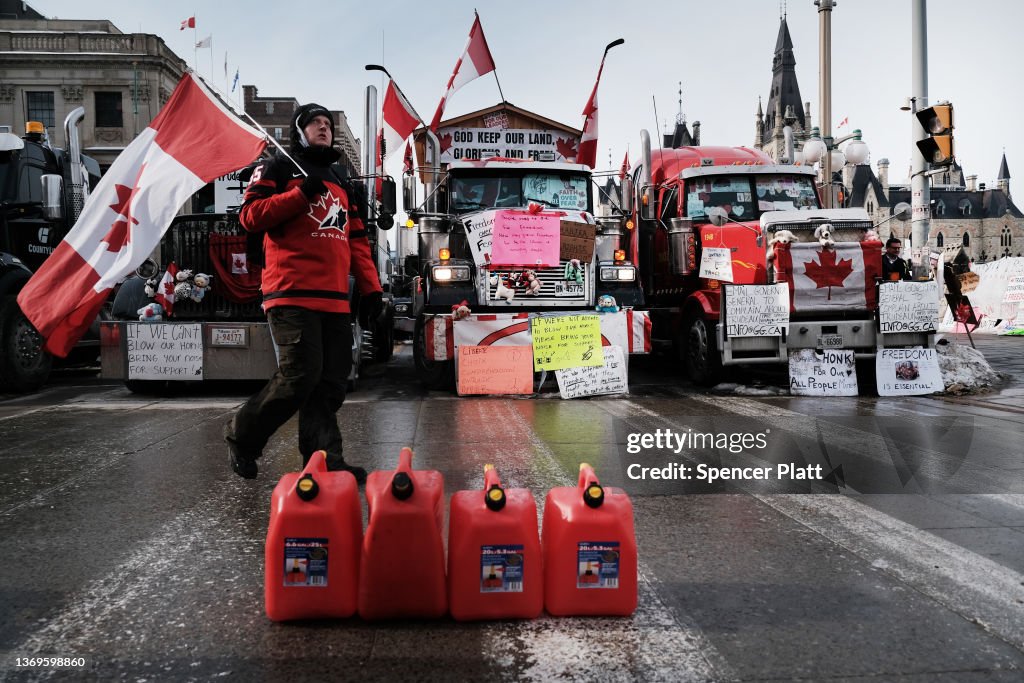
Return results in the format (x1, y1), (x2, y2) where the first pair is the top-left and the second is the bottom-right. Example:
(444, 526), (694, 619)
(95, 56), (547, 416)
(448, 465), (542, 621)
(264, 451), (362, 621)
(358, 447), (447, 619)
(542, 463), (638, 616)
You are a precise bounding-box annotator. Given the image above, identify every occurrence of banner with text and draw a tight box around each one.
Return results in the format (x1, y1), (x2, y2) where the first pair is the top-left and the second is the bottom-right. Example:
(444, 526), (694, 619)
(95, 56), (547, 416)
(491, 210), (560, 266)
(879, 281), (940, 333)
(438, 126), (580, 163)
(531, 314), (603, 371)
(788, 349), (858, 396)
(556, 345), (628, 399)
(699, 247), (734, 282)
(127, 323), (203, 380)
(724, 283), (790, 337)
(875, 348), (943, 396)
(457, 345), (534, 395)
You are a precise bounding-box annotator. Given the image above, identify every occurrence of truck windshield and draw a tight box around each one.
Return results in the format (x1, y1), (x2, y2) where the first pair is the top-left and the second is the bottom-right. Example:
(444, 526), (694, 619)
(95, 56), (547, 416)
(684, 174), (818, 222)
(450, 171), (590, 214)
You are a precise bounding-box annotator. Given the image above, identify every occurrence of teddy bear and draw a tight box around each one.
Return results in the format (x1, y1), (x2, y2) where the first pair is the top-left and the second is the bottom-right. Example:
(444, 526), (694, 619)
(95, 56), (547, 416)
(564, 259), (584, 284)
(137, 302), (164, 322)
(519, 270), (542, 295)
(143, 276), (159, 298)
(814, 224), (835, 250)
(490, 273), (515, 303)
(190, 272), (212, 303)
(596, 294), (619, 313)
(451, 299), (472, 320)
(766, 230), (798, 265)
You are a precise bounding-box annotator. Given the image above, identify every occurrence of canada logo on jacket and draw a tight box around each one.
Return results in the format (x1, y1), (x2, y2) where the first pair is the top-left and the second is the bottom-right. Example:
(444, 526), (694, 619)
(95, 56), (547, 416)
(307, 190), (347, 238)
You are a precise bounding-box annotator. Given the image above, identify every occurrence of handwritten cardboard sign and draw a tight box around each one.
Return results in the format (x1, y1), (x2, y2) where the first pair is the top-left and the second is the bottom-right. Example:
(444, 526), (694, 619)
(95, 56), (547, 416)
(559, 220), (596, 263)
(126, 323), (203, 380)
(788, 349), (858, 396)
(724, 283), (790, 337)
(464, 210), (497, 266)
(879, 281), (940, 333)
(699, 246), (734, 282)
(1002, 275), (1024, 303)
(875, 348), (943, 396)
(531, 314), (603, 371)
(491, 210), (560, 266)
(456, 345), (534, 396)
(555, 346), (628, 399)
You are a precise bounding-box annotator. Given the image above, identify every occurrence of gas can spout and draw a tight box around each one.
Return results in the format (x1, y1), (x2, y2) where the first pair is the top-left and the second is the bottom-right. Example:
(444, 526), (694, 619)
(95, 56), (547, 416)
(483, 464), (506, 511)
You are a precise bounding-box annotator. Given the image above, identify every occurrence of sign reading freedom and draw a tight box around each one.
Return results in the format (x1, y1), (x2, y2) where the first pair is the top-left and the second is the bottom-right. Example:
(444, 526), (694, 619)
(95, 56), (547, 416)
(531, 314), (603, 372)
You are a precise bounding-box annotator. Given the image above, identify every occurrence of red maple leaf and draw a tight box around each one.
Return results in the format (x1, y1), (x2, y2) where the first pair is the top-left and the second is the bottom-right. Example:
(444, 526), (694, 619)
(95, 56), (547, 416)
(101, 165), (146, 252)
(162, 279), (175, 296)
(556, 137), (578, 160)
(233, 256), (245, 269)
(439, 133), (453, 154)
(804, 249), (854, 300)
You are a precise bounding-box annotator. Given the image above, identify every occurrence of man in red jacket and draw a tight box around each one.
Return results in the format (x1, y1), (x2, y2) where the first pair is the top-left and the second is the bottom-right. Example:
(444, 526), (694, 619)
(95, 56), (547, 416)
(224, 103), (382, 482)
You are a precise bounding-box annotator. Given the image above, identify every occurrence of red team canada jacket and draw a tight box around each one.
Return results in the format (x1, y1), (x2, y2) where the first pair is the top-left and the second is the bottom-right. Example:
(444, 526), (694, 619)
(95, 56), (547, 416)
(239, 156), (382, 314)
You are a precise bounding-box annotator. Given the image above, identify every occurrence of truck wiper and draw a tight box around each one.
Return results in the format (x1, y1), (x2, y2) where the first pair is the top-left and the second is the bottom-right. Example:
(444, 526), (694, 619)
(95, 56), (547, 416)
(523, 196), (560, 208)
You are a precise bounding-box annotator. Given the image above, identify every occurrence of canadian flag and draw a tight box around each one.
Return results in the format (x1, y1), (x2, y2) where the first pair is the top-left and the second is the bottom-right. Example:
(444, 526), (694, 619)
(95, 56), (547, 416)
(180, 16), (195, 30)
(773, 242), (882, 312)
(17, 73), (266, 356)
(153, 262), (178, 316)
(403, 140), (414, 175)
(619, 152), (630, 180)
(380, 80), (419, 163)
(429, 13), (496, 131)
(578, 49), (616, 169)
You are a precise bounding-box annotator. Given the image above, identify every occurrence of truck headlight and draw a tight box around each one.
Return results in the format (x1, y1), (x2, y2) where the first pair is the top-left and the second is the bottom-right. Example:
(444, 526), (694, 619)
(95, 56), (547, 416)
(600, 266), (635, 281)
(432, 265), (471, 282)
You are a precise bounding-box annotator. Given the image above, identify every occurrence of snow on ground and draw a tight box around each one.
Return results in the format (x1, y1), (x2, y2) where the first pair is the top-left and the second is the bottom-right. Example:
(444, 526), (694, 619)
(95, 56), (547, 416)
(935, 340), (1003, 395)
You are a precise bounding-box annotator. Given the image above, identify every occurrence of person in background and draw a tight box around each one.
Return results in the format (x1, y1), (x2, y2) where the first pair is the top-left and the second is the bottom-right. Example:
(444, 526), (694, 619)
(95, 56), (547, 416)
(224, 103), (383, 482)
(882, 237), (912, 281)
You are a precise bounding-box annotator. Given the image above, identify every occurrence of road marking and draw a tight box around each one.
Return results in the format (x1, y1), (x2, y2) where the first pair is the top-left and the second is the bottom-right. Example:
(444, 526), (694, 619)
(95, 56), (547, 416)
(481, 402), (735, 682)
(756, 493), (1024, 652)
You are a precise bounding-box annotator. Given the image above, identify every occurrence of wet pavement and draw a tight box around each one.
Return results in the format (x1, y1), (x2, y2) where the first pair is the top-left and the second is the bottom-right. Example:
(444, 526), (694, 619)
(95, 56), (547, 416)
(0, 336), (1022, 681)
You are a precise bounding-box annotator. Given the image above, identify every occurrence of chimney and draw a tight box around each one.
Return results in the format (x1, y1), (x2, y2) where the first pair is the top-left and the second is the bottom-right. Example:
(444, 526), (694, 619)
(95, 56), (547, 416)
(966, 174), (977, 192)
(692, 121), (701, 146)
(877, 158), (890, 200)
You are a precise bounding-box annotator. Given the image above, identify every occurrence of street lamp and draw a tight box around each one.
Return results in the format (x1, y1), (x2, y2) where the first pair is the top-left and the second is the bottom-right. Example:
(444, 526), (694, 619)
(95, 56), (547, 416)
(801, 126), (870, 207)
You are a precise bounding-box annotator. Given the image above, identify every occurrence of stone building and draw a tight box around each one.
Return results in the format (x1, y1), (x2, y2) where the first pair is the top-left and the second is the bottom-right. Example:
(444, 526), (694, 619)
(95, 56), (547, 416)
(754, 15), (815, 163)
(242, 85), (361, 176)
(0, 0), (187, 171)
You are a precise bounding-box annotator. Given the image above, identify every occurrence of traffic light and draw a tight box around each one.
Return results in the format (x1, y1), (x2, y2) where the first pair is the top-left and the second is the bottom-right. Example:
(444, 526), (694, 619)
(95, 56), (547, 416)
(915, 103), (954, 167)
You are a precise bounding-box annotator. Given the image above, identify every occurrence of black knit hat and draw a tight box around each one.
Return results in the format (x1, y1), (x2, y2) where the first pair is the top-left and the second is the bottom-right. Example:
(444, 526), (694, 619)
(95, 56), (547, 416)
(292, 103), (335, 149)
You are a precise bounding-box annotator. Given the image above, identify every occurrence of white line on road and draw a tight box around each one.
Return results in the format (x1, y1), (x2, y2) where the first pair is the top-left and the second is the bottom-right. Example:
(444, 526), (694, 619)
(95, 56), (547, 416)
(755, 493), (1024, 652)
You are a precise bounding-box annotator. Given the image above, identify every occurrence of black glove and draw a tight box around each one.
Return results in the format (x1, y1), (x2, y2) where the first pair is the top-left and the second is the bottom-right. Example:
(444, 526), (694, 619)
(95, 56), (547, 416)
(300, 174), (327, 199)
(346, 181), (370, 222)
(359, 291), (384, 327)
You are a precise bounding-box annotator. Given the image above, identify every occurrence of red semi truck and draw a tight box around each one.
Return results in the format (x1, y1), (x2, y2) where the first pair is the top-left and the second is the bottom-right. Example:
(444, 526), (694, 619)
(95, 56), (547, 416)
(631, 130), (929, 385)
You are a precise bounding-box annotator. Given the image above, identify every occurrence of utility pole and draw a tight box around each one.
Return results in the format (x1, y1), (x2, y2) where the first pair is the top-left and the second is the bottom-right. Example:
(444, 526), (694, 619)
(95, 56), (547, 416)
(909, 0), (930, 278)
(816, 0), (834, 208)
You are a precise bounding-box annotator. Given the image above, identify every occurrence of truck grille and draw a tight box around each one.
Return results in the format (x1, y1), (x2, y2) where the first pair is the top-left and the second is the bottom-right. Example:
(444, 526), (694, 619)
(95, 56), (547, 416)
(163, 214), (265, 320)
(485, 261), (589, 305)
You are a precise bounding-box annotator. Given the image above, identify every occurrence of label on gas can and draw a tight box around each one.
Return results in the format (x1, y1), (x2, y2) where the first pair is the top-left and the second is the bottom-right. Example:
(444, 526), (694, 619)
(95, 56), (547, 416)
(480, 544), (524, 593)
(283, 537), (328, 587)
(577, 541), (620, 589)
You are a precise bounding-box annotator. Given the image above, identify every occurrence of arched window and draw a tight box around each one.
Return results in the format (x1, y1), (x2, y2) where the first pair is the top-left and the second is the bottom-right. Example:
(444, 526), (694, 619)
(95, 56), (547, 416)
(962, 232), (970, 247)
(867, 201), (874, 214)
(1002, 226), (1012, 248)
(936, 233), (944, 247)
(935, 200), (945, 216)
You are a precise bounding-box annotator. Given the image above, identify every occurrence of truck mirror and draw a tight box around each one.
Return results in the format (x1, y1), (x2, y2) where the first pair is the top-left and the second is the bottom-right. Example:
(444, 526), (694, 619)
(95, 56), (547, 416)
(621, 176), (634, 215)
(402, 175), (417, 211)
(707, 207), (728, 227)
(639, 184), (656, 221)
(380, 176), (397, 215)
(893, 202), (911, 222)
(41, 174), (63, 220)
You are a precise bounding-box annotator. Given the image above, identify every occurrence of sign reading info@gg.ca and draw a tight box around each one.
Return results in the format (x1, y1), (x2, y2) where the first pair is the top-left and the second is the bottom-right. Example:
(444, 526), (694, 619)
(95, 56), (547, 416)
(126, 323), (203, 380)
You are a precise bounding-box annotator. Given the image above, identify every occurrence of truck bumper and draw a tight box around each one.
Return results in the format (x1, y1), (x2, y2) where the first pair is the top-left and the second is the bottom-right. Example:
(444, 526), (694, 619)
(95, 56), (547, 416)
(422, 309), (652, 362)
(718, 319), (933, 365)
(100, 321), (278, 381)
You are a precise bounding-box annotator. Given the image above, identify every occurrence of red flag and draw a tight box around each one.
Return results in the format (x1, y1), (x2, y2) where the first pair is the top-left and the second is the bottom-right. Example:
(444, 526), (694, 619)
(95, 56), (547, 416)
(619, 152), (630, 180)
(403, 141), (414, 174)
(180, 16), (195, 30)
(17, 73), (266, 357)
(578, 51), (612, 168)
(153, 262), (178, 316)
(430, 13), (496, 131)
(837, 116), (849, 129)
(381, 79), (419, 163)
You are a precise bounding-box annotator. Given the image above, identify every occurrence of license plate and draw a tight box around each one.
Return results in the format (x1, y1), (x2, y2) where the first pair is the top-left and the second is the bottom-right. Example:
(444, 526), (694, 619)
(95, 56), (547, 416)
(817, 334), (843, 349)
(211, 327), (247, 347)
(554, 281), (583, 297)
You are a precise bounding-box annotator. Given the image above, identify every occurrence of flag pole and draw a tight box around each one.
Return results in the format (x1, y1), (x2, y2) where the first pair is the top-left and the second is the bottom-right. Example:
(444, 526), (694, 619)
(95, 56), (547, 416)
(475, 10), (505, 104)
(364, 64), (427, 126)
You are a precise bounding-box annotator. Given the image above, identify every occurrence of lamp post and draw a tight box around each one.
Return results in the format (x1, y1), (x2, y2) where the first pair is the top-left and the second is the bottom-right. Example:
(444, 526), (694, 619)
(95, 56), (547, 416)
(814, 0), (836, 207)
(802, 126), (870, 207)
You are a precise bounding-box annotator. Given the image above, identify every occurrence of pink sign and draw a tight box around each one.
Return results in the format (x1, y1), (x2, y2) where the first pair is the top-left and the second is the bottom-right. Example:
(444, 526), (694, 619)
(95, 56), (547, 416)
(490, 210), (560, 266)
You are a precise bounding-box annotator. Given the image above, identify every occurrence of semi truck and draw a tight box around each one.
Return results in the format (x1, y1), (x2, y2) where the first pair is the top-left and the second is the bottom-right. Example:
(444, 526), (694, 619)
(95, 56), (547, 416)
(631, 129), (929, 385)
(402, 139), (650, 389)
(0, 111), (102, 392)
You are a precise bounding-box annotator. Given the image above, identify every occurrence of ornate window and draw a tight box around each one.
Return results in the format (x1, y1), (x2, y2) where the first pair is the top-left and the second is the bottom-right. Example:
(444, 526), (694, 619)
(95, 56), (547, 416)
(936, 232), (944, 247)
(962, 232), (970, 247)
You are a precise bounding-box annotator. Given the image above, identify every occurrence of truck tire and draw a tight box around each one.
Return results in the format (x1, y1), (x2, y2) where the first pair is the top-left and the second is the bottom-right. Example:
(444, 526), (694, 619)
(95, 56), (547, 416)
(683, 313), (722, 387)
(0, 295), (53, 393)
(413, 315), (454, 390)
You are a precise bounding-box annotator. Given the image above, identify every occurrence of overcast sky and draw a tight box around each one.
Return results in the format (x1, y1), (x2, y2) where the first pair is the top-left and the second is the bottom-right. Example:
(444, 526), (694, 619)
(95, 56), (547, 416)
(31, 0), (1021, 195)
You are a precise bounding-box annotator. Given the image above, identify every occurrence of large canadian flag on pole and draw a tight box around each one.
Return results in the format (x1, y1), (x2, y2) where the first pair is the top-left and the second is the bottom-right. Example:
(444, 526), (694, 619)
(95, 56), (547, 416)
(17, 73), (266, 357)
(381, 80), (420, 162)
(429, 13), (496, 131)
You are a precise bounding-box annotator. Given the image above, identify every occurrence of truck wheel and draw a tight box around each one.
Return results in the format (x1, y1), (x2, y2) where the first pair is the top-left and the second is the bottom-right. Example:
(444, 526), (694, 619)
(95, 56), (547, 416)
(0, 295), (53, 393)
(413, 315), (454, 390)
(683, 314), (722, 387)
